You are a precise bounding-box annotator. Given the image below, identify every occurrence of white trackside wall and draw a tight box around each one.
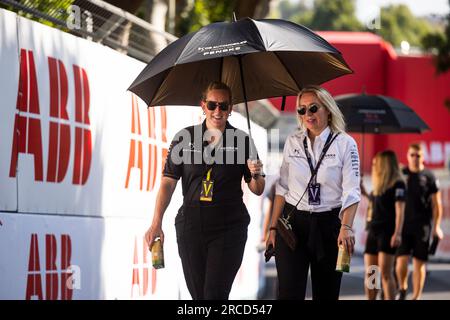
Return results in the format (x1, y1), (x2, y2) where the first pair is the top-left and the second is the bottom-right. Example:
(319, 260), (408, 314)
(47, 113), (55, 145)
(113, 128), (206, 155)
(0, 8), (268, 299)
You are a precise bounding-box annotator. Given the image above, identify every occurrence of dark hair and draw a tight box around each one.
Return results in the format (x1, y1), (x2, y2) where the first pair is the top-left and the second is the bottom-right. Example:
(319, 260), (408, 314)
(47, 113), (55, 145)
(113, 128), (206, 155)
(201, 81), (232, 104)
(408, 142), (422, 152)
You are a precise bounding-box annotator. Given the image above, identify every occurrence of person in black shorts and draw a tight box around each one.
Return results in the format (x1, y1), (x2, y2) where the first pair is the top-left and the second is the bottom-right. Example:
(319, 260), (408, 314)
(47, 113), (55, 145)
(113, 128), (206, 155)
(395, 143), (444, 300)
(364, 150), (405, 300)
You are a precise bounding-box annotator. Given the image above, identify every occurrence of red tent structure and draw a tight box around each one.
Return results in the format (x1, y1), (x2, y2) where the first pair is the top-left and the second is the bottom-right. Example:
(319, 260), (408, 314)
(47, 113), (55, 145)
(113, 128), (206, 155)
(269, 32), (450, 173)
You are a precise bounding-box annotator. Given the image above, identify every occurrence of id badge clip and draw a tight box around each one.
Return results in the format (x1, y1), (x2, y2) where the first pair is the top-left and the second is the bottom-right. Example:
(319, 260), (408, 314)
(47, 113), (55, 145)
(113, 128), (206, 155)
(308, 183), (321, 205)
(200, 168), (214, 202)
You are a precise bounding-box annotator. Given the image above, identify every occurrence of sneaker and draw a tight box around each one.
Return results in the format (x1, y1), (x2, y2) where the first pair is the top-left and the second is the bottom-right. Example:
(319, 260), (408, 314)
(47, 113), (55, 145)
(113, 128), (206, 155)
(398, 289), (407, 300)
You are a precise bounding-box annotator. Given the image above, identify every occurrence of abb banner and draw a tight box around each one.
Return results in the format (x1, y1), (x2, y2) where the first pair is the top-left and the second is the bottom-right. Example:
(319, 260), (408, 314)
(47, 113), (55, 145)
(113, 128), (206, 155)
(0, 9), (267, 299)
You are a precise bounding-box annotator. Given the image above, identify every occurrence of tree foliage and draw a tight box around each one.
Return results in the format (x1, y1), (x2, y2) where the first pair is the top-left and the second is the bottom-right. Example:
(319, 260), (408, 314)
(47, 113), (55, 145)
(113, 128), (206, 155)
(422, 1), (450, 73)
(175, 0), (269, 36)
(376, 4), (434, 48)
(279, 0), (362, 31)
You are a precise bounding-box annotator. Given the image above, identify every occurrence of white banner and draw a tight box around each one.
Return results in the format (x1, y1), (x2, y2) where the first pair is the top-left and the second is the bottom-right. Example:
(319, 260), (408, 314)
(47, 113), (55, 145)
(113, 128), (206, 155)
(0, 9), (19, 211)
(0, 9), (268, 299)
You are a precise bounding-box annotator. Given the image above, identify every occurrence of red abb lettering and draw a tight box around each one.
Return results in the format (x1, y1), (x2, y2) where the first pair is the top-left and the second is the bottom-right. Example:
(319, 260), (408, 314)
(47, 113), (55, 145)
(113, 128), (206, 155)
(125, 95), (168, 192)
(26, 234), (43, 300)
(10, 49), (44, 181)
(25, 234), (73, 300)
(45, 234), (58, 300)
(147, 108), (157, 192)
(131, 236), (157, 297)
(10, 50), (93, 185)
(60, 234), (73, 300)
(131, 237), (141, 296)
(125, 95), (144, 190)
(73, 65), (92, 185)
(47, 57), (70, 183)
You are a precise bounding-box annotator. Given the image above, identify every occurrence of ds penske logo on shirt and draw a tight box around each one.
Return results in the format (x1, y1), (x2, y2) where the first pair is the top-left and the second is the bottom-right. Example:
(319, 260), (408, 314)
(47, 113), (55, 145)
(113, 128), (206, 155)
(183, 142), (201, 153)
(289, 149), (305, 158)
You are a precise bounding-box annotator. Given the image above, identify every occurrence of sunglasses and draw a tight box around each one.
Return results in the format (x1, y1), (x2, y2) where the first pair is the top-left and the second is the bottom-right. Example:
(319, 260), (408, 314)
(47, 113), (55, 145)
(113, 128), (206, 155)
(205, 100), (230, 111)
(297, 103), (321, 116)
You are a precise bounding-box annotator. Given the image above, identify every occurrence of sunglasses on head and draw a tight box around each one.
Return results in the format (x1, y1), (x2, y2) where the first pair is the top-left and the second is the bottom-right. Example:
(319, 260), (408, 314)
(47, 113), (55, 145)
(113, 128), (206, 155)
(205, 100), (230, 111)
(297, 103), (320, 116)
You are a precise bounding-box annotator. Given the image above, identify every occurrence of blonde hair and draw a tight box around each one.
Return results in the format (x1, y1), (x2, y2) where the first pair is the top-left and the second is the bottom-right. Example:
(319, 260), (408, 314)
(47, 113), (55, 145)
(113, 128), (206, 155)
(296, 85), (346, 134)
(372, 150), (403, 196)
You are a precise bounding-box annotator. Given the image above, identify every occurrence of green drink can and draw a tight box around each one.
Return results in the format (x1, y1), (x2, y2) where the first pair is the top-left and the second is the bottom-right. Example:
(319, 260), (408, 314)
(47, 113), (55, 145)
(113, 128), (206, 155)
(151, 238), (165, 269)
(336, 245), (350, 273)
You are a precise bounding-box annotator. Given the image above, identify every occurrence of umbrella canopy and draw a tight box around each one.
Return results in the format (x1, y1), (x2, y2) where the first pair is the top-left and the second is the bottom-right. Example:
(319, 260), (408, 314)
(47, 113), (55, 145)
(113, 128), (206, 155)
(335, 94), (430, 134)
(128, 17), (353, 107)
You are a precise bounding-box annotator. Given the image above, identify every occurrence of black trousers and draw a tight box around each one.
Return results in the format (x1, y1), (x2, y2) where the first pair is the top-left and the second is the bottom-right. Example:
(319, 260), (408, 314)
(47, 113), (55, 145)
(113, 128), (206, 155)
(275, 204), (343, 300)
(175, 203), (250, 300)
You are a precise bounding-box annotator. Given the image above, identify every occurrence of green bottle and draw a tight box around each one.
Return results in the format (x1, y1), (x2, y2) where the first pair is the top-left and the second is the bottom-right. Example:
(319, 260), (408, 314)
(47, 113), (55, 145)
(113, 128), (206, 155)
(151, 238), (165, 269)
(336, 245), (351, 273)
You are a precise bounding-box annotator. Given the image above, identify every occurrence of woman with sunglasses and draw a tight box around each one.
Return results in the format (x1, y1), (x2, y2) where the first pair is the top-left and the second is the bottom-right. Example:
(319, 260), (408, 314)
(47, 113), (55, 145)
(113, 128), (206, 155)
(145, 81), (265, 300)
(266, 85), (361, 300)
(364, 150), (405, 300)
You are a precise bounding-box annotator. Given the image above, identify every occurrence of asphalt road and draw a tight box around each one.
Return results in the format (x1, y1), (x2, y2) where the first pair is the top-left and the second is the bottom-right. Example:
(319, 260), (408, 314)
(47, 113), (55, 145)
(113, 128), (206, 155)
(259, 254), (450, 300)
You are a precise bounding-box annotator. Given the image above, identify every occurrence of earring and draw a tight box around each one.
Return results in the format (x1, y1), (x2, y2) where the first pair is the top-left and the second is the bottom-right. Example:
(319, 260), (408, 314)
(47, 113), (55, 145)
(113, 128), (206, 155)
(228, 112), (232, 116)
(203, 111), (206, 115)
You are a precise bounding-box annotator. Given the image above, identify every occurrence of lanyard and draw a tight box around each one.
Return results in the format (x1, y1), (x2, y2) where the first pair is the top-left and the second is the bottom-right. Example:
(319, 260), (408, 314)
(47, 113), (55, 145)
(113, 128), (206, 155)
(205, 168), (212, 181)
(302, 131), (334, 184)
(283, 131), (339, 221)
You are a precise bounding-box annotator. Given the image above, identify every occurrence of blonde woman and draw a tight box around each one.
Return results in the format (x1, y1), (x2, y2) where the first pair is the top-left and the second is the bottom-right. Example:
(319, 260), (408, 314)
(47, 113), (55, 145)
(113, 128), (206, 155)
(266, 86), (361, 300)
(364, 150), (406, 300)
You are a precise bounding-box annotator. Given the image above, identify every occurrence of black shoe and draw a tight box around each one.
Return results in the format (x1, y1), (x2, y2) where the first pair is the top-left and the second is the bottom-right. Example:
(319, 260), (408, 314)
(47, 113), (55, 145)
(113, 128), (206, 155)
(398, 289), (407, 300)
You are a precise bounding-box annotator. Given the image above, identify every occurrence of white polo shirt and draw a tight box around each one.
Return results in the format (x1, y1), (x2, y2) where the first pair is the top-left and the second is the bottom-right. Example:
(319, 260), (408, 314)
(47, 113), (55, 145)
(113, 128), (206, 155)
(276, 126), (361, 213)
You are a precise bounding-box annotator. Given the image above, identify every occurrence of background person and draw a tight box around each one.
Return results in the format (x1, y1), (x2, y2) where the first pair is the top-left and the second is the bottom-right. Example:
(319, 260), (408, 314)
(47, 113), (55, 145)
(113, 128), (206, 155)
(396, 143), (444, 300)
(363, 150), (405, 300)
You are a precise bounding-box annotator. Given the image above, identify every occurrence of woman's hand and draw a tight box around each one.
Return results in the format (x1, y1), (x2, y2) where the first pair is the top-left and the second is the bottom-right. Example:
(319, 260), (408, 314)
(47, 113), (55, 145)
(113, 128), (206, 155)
(247, 159), (263, 177)
(266, 228), (276, 251)
(432, 225), (444, 240)
(338, 226), (355, 255)
(145, 223), (165, 250)
(390, 232), (402, 248)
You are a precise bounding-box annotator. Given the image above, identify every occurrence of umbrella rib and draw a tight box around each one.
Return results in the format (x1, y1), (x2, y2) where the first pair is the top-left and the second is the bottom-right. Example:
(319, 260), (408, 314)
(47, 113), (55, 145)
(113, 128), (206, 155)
(273, 52), (302, 92)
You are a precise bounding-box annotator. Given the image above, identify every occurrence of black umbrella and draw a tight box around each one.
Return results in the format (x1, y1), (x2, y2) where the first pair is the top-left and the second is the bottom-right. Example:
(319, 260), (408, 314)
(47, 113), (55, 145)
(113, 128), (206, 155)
(335, 93), (430, 168)
(336, 93), (430, 231)
(335, 93), (430, 134)
(128, 17), (352, 142)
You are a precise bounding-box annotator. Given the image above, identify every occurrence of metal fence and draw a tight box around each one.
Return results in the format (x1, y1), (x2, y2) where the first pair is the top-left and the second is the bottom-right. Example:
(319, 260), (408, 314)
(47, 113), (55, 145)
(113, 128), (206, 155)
(0, 0), (177, 62)
(0, 0), (280, 128)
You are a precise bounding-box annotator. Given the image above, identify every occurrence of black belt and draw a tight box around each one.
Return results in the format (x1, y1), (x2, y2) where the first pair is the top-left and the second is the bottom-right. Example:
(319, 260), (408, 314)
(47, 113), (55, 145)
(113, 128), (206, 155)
(285, 202), (341, 216)
(284, 203), (341, 262)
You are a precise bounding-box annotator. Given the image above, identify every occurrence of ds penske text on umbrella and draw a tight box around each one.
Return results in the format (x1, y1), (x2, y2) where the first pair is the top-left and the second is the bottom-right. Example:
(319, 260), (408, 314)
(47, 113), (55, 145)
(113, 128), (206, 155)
(128, 17), (353, 135)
